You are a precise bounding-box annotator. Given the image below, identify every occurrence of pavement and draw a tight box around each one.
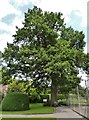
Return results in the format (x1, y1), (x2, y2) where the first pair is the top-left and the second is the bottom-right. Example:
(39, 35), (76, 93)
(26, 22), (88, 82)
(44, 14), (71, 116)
(71, 105), (89, 119)
(0, 106), (85, 119)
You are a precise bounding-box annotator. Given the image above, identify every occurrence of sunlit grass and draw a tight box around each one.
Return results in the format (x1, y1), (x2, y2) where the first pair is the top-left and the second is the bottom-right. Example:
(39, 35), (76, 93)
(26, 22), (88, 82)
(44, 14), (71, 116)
(1, 103), (55, 114)
(2, 118), (56, 120)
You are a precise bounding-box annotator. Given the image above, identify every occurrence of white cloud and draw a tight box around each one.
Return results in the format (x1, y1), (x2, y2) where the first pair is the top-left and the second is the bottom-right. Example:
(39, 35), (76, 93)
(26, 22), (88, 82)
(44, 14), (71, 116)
(0, 0), (88, 53)
(0, 22), (13, 33)
(12, 17), (23, 28)
(0, 33), (13, 52)
(9, 0), (32, 6)
(0, 0), (24, 52)
(0, 0), (20, 19)
(0, 16), (23, 52)
(0, 16), (23, 35)
(36, 0), (88, 27)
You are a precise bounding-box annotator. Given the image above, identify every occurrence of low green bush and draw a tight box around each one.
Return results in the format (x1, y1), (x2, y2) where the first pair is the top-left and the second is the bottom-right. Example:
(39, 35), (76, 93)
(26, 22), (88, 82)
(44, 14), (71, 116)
(0, 93), (4, 103)
(43, 101), (51, 106)
(57, 94), (68, 100)
(2, 92), (29, 111)
(29, 96), (40, 103)
(58, 99), (68, 106)
(40, 94), (49, 103)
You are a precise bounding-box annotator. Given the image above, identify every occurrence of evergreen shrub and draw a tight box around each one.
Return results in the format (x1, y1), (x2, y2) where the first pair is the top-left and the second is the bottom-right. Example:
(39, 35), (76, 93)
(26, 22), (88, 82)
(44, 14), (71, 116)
(2, 92), (29, 111)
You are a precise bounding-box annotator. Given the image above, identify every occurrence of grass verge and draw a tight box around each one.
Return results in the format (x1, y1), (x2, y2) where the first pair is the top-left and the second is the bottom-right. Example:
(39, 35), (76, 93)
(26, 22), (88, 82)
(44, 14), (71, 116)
(1, 103), (55, 114)
(2, 118), (56, 120)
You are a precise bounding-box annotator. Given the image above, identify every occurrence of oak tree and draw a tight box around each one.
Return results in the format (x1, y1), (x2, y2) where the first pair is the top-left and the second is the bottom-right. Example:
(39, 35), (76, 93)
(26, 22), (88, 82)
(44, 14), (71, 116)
(2, 6), (85, 106)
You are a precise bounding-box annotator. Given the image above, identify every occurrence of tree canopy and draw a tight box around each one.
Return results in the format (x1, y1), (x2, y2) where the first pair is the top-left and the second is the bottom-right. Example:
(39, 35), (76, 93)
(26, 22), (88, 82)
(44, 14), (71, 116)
(2, 6), (86, 106)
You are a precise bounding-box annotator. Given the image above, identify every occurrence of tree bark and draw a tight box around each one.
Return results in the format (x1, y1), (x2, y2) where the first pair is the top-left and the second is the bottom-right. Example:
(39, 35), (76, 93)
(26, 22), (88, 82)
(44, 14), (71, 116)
(51, 79), (58, 106)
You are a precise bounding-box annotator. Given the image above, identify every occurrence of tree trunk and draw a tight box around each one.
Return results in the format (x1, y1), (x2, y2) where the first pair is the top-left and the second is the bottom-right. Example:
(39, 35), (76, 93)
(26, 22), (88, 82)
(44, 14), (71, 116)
(51, 79), (58, 106)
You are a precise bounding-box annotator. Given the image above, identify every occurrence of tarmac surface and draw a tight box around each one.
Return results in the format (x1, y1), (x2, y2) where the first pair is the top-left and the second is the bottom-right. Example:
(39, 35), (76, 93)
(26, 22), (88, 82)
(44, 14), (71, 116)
(0, 106), (86, 119)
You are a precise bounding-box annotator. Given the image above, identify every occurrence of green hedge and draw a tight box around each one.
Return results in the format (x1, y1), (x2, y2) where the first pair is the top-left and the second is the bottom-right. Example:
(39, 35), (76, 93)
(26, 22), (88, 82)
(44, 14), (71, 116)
(2, 92), (29, 111)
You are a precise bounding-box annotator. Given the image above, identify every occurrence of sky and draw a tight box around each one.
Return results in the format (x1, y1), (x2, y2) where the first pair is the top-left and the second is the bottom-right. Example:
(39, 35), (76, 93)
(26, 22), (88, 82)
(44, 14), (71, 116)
(0, 0), (89, 87)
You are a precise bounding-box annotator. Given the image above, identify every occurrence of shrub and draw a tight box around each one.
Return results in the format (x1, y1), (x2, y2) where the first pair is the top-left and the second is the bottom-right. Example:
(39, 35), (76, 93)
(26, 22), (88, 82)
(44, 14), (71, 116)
(29, 96), (40, 103)
(28, 87), (41, 103)
(43, 101), (51, 106)
(40, 94), (49, 103)
(0, 93), (4, 103)
(58, 100), (68, 106)
(2, 92), (29, 111)
(7, 80), (26, 93)
(57, 94), (67, 100)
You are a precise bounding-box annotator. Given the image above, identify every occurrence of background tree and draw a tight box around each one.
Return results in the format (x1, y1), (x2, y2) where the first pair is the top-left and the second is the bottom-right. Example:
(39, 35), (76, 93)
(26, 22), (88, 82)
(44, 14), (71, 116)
(83, 53), (89, 75)
(7, 79), (28, 93)
(2, 66), (12, 85)
(2, 6), (85, 106)
(0, 51), (2, 84)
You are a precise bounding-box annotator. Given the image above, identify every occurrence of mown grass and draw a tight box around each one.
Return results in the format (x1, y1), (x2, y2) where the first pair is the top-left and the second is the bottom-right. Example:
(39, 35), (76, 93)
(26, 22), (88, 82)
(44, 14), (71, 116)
(1, 103), (55, 114)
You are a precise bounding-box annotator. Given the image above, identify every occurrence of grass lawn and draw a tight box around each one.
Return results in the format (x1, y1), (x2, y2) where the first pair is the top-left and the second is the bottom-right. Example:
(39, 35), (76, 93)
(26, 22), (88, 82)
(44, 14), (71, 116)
(1, 103), (55, 114)
(2, 118), (56, 120)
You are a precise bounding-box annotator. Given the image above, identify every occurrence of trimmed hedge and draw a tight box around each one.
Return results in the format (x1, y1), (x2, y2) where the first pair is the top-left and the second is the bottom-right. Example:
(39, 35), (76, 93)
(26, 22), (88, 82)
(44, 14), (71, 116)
(2, 92), (29, 111)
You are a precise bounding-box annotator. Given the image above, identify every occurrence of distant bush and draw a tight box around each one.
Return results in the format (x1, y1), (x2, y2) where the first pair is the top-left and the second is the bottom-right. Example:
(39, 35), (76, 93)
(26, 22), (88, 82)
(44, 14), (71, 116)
(58, 101), (68, 106)
(57, 94), (68, 106)
(0, 93), (4, 103)
(29, 95), (40, 103)
(2, 92), (29, 111)
(43, 101), (51, 106)
(40, 95), (49, 103)
(28, 87), (41, 103)
(57, 94), (68, 100)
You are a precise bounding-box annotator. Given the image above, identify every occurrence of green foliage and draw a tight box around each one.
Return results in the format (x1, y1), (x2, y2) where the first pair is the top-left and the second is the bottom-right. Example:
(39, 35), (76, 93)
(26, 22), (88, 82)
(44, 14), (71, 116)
(43, 101), (51, 106)
(0, 69), (2, 84)
(7, 80), (28, 93)
(7, 80), (43, 103)
(2, 6), (86, 105)
(57, 94), (68, 100)
(2, 92), (29, 111)
(40, 94), (49, 103)
(2, 67), (12, 85)
(60, 27), (85, 49)
(0, 92), (4, 103)
(57, 94), (68, 106)
(29, 87), (40, 103)
(78, 85), (86, 97)
(83, 53), (89, 75)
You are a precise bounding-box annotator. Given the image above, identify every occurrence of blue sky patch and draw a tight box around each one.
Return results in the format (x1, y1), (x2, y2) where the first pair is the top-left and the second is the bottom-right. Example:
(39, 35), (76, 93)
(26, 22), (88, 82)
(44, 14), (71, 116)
(67, 10), (82, 31)
(9, 0), (33, 15)
(0, 0), (87, 55)
(17, 3), (33, 14)
(0, 29), (10, 34)
(1, 14), (16, 25)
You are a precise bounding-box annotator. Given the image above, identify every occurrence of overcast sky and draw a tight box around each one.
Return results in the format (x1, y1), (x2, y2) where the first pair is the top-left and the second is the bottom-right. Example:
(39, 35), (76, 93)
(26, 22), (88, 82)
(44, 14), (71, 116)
(0, 0), (88, 87)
